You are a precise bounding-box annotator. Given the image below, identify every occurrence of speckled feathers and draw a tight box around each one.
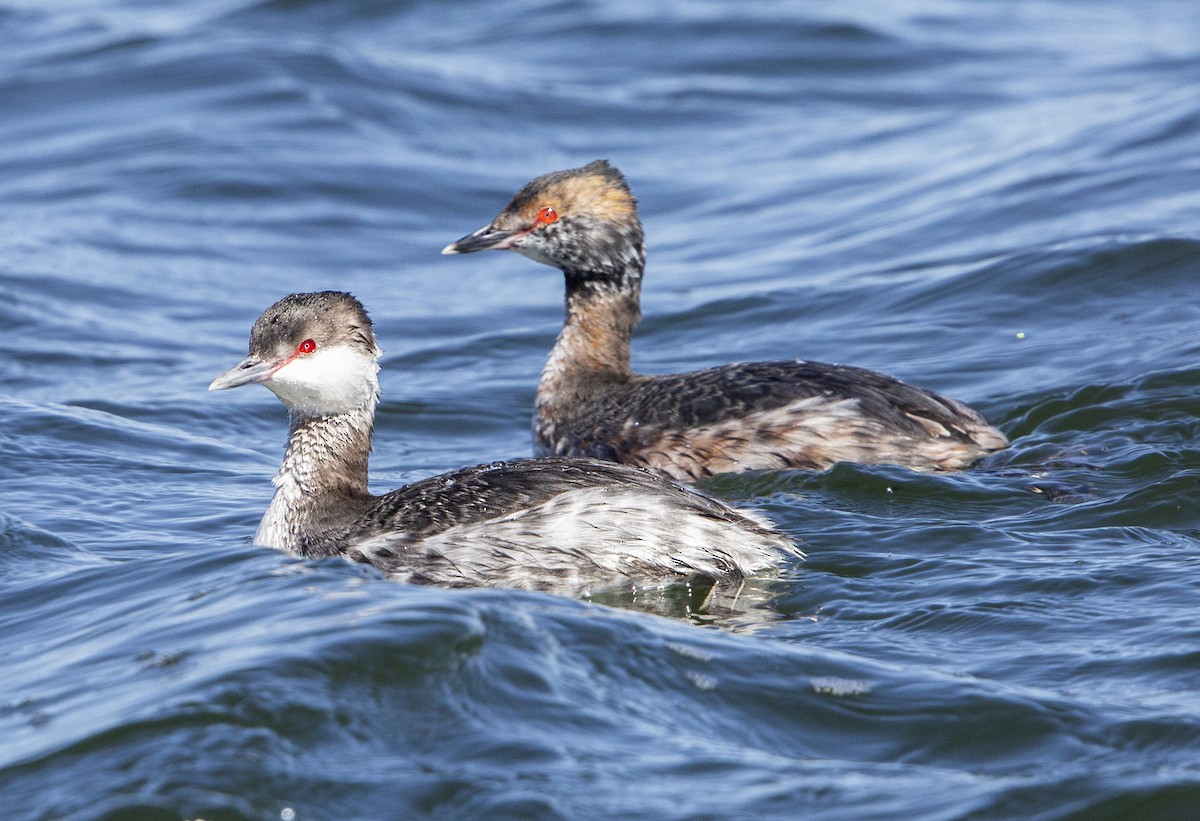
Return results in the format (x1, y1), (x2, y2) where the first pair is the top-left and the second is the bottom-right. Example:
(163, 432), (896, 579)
(249, 291), (378, 363)
(502, 160), (640, 229)
(536, 361), (1008, 479)
(446, 161), (1009, 480)
(211, 291), (798, 594)
(462, 160), (646, 295)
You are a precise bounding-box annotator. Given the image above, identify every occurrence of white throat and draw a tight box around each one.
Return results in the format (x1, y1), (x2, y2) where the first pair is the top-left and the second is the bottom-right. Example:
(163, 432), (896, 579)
(266, 345), (380, 418)
(252, 344), (380, 550)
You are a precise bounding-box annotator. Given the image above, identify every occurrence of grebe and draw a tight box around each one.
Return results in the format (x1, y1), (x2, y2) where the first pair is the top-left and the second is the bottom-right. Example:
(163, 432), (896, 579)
(442, 160), (1008, 482)
(209, 291), (797, 595)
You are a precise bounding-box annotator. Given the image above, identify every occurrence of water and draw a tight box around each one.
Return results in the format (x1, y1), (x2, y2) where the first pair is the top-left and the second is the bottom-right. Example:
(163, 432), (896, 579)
(3, 1), (1200, 818)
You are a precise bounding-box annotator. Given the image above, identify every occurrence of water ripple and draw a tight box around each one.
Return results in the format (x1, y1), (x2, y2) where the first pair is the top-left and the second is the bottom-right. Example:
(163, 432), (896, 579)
(4, 1), (1200, 818)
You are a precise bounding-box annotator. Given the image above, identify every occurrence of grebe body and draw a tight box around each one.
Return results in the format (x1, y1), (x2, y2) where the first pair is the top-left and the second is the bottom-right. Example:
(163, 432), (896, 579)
(209, 291), (797, 594)
(443, 161), (1008, 481)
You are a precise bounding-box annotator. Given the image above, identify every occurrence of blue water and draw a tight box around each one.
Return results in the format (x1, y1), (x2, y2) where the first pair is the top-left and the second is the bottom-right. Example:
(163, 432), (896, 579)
(3, 1), (1200, 819)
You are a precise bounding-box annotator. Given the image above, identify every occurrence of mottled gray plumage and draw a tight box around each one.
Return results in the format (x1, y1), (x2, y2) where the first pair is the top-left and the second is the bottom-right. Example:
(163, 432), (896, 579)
(443, 161), (1009, 481)
(536, 360), (1003, 476)
(209, 291), (797, 595)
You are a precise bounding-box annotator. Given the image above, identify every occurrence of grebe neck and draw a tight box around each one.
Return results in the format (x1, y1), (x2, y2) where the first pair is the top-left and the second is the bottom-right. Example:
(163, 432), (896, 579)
(540, 271), (642, 401)
(255, 395), (376, 552)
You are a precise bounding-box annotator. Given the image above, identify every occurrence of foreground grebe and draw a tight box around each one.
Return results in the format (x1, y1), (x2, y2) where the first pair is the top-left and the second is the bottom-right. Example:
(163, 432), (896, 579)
(443, 160), (1008, 482)
(209, 291), (796, 594)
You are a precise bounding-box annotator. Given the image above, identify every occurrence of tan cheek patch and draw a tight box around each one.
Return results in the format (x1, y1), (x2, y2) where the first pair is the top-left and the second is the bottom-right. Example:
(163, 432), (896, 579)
(540, 176), (637, 222)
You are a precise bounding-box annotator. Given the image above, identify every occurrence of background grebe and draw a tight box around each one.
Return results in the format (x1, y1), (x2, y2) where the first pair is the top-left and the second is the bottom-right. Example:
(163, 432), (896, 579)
(443, 160), (1008, 482)
(209, 291), (798, 595)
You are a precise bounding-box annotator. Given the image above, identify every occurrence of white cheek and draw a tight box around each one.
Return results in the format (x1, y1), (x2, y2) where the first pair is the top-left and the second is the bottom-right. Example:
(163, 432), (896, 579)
(266, 347), (379, 416)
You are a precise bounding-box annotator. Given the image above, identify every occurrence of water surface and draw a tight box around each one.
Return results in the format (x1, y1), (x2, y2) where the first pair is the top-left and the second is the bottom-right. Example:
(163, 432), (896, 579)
(3, 1), (1200, 819)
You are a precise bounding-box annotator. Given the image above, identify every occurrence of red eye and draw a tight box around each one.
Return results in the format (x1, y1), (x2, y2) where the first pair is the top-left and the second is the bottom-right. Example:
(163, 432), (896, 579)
(298, 338), (317, 354)
(537, 206), (558, 225)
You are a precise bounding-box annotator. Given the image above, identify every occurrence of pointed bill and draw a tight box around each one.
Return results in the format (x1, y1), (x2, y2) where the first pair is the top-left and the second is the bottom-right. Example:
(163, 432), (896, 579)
(209, 355), (278, 391)
(441, 224), (525, 255)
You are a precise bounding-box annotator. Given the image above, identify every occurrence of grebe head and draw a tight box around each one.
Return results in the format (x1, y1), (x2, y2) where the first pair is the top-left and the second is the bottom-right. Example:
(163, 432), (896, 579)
(209, 291), (380, 418)
(443, 160), (645, 293)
